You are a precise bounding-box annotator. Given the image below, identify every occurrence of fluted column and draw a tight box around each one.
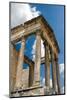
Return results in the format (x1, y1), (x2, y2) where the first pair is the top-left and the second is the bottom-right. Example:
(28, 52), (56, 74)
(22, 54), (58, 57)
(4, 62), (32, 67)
(15, 37), (25, 89)
(55, 57), (61, 94)
(44, 41), (50, 89)
(51, 49), (57, 93)
(33, 30), (41, 85)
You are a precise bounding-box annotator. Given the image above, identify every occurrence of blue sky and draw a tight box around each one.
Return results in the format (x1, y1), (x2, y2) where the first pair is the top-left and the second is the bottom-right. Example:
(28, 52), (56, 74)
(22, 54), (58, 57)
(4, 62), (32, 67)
(12, 3), (65, 93)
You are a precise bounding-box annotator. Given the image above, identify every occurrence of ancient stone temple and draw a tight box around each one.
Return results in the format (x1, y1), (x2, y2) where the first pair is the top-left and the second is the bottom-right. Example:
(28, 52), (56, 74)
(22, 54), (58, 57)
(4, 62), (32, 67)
(9, 15), (61, 97)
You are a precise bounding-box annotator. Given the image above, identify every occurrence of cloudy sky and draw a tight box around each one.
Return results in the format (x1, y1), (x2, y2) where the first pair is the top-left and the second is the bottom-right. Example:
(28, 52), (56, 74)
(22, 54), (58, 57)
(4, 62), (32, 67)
(11, 3), (40, 28)
(11, 3), (65, 94)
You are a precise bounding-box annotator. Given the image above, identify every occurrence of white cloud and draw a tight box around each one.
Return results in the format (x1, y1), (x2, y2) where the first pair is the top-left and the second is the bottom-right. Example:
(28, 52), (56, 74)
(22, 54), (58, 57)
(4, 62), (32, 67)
(41, 39), (45, 57)
(31, 40), (36, 61)
(59, 63), (64, 93)
(42, 78), (45, 86)
(11, 3), (41, 28)
(32, 39), (45, 61)
(32, 40), (36, 55)
(61, 86), (64, 94)
(59, 63), (64, 74)
(59, 63), (64, 81)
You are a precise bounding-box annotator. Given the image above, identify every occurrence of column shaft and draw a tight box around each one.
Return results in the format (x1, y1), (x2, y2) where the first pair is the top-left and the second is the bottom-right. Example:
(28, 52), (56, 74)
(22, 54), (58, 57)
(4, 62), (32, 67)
(10, 43), (17, 92)
(34, 30), (41, 85)
(51, 49), (57, 93)
(56, 58), (61, 94)
(29, 64), (34, 87)
(15, 37), (25, 89)
(44, 41), (50, 89)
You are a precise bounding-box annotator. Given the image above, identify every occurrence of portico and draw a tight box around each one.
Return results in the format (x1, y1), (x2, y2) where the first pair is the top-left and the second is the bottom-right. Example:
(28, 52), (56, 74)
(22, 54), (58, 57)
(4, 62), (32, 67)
(10, 15), (61, 97)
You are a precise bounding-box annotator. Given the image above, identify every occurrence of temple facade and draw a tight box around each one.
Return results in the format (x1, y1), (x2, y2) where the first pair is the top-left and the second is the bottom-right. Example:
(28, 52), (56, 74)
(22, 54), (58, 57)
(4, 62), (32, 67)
(10, 15), (61, 97)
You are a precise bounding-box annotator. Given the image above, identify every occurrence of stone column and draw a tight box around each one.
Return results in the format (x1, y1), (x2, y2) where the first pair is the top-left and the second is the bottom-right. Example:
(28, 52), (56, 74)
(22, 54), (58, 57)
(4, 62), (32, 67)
(15, 37), (25, 90)
(55, 57), (61, 94)
(10, 43), (17, 93)
(44, 41), (50, 90)
(50, 49), (57, 93)
(29, 64), (34, 87)
(33, 30), (41, 86)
